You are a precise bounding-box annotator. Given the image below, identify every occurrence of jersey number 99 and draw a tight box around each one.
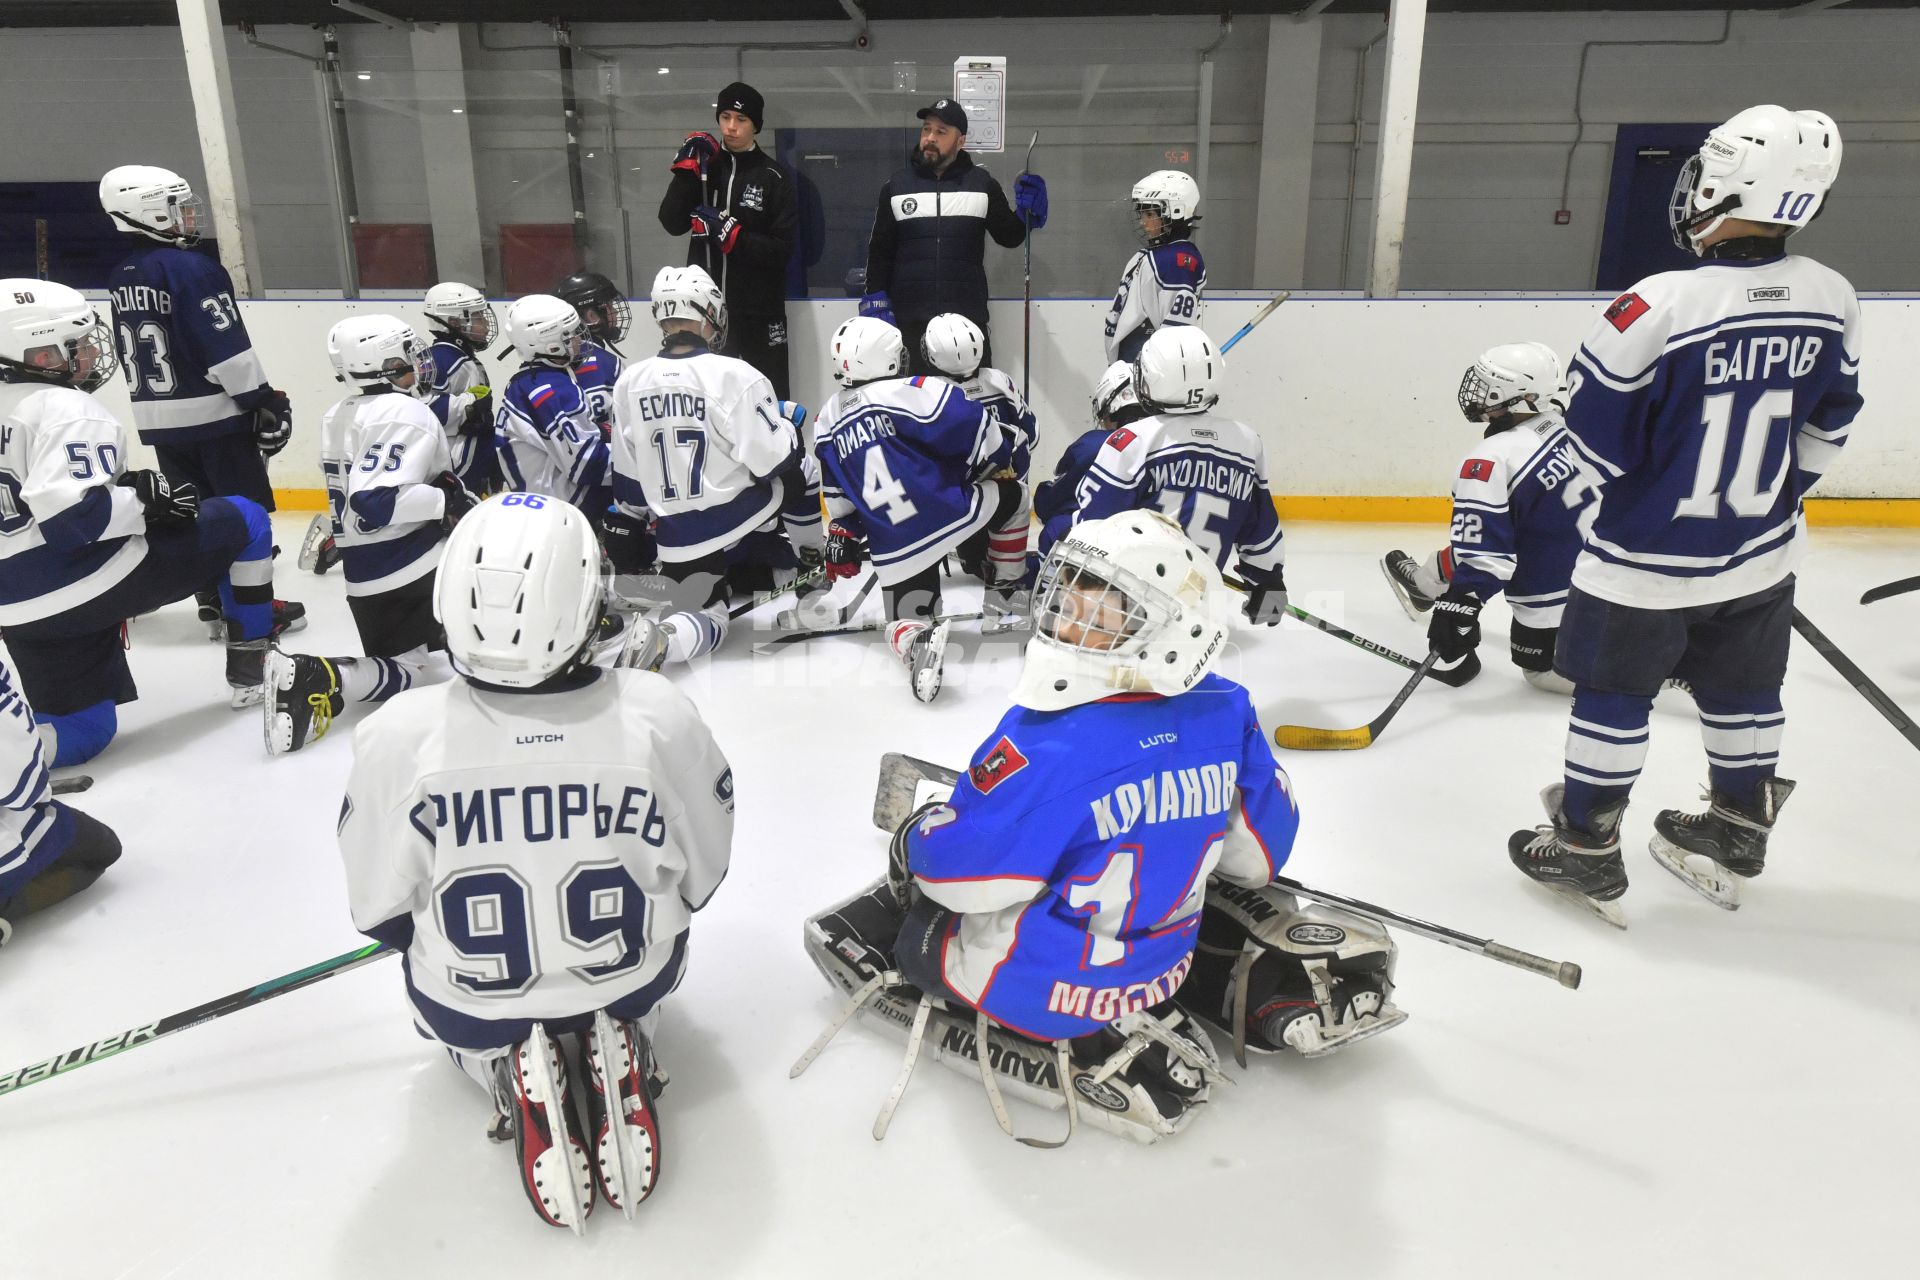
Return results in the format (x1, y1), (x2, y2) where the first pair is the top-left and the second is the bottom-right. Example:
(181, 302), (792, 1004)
(434, 861), (651, 995)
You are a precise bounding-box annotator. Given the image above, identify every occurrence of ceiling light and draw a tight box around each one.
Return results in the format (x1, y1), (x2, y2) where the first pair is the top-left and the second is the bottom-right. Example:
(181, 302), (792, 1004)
(657, 67), (670, 75)
(451, 107), (464, 114)
(356, 72), (371, 81)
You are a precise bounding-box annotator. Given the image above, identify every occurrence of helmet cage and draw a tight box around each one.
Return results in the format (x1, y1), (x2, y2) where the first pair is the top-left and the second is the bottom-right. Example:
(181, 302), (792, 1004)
(1456, 364), (1536, 424)
(427, 300), (497, 348)
(1667, 154), (1745, 253)
(1031, 540), (1183, 671)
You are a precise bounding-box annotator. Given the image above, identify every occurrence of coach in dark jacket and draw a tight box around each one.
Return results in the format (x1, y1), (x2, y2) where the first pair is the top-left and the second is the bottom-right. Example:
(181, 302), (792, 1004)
(658, 81), (798, 397)
(863, 98), (1048, 372)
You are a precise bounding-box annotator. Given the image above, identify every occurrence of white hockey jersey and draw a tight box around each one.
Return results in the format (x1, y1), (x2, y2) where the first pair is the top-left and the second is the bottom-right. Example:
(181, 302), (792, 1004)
(338, 668), (734, 1034)
(0, 382), (147, 626)
(0, 659), (60, 889)
(1445, 411), (1597, 628)
(318, 391), (454, 597)
(608, 345), (799, 562)
(1103, 240), (1206, 365)
(955, 365), (1037, 473)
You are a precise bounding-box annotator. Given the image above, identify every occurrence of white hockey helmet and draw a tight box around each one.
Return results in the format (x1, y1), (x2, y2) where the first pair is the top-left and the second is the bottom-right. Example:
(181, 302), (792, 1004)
(1670, 105), (1843, 255)
(1091, 359), (1140, 426)
(829, 315), (907, 387)
(99, 164), (202, 246)
(649, 265), (728, 344)
(1456, 342), (1566, 424)
(1132, 169), (1201, 246)
(920, 312), (985, 379)
(435, 492), (606, 690)
(503, 294), (584, 367)
(0, 279), (118, 393)
(1014, 510), (1234, 712)
(1133, 327), (1221, 415)
(423, 281), (496, 348)
(327, 314), (434, 397)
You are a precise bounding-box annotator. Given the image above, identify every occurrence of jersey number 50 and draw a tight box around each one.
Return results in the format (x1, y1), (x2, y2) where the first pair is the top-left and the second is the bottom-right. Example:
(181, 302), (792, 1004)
(434, 862), (650, 995)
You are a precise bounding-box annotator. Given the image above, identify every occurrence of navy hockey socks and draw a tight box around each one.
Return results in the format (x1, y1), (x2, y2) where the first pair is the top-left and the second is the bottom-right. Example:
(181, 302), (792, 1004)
(217, 497), (276, 641)
(1693, 689), (1784, 810)
(40, 700), (117, 768)
(1562, 688), (1654, 831)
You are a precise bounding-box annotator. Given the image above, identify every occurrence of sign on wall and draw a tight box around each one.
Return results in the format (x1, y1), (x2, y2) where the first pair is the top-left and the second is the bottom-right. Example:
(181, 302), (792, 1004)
(953, 56), (1006, 153)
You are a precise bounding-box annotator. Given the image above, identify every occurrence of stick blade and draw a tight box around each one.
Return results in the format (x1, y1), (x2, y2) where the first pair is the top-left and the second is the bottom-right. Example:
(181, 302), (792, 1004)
(872, 754), (961, 832)
(1272, 725), (1375, 751)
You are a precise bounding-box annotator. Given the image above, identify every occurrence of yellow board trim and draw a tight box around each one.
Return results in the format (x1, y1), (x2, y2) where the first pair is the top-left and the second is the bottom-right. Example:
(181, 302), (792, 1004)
(273, 486), (1920, 528)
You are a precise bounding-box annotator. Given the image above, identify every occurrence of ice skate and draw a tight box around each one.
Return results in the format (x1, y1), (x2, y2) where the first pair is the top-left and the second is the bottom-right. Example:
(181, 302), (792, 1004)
(584, 1010), (663, 1216)
(494, 1024), (595, 1233)
(980, 581), (1031, 636)
(225, 637), (268, 709)
(296, 514), (341, 575)
(1508, 784), (1629, 928)
(196, 592), (227, 642)
(263, 650), (344, 756)
(271, 600), (306, 638)
(906, 619), (951, 703)
(1649, 777), (1795, 911)
(1380, 549), (1436, 621)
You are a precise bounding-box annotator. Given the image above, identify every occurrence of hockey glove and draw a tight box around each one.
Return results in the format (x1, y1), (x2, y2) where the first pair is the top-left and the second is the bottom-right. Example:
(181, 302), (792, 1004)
(1240, 564), (1289, 627)
(778, 400), (807, 431)
(690, 204), (741, 254)
(600, 506), (657, 576)
(458, 384), (493, 437)
(431, 472), (477, 533)
(858, 292), (895, 325)
(1428, 588), (1485, 661)
(825, 521), (866, 583)
(253, 389), (293, 458)
(1014, 172), (1049, 230)
(118, 469), (199, 529)
(671, 131), (720, 177)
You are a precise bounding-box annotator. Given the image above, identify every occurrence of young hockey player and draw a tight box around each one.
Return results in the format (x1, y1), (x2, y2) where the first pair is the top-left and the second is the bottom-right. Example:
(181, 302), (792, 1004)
(264, 315), (474, 756)
(797, 512), (1303, 1143)
(1060, 327), (1289, 630)
(814, 316), (1028, 702)
(0, 658), (121, 948)
(338, 492), (734, 1231)
(604, 265), (821, 671)
(1508, 105), (1860, 922)
(495, 295), (610, 515)
(554, 270), (629, 432)
(0, 280), (277, 764)
(99, 164), (303, 640)
(1104, 170), (1206, 364)
(1034, 359), (1145, 552)
(1381, 343), (1596, 692)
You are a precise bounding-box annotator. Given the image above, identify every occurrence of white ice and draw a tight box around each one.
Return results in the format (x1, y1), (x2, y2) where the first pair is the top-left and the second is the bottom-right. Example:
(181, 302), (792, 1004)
(2, 517), (1915, 1279)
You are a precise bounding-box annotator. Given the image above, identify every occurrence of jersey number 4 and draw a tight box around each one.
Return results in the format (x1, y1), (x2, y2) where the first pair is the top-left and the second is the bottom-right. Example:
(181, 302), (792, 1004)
(862, 449), (919, 525)
(434, 862), (651, 995)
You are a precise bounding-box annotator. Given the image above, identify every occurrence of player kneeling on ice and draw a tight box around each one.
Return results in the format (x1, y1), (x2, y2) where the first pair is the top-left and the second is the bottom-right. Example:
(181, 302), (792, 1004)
(795, 512), (1374, 1145)
(337, 493), (734, 1231)
(603, 265), (822, 673)
(1035, 360), (1146, 553)
(266, 317), (477, 756)
(815, 316), (1031, 703)
(1381, 343), (1596, 693)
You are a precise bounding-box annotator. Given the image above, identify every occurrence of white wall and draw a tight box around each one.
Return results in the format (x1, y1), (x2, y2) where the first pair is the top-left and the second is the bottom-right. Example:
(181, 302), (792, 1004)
(84, 296), (1917, 503)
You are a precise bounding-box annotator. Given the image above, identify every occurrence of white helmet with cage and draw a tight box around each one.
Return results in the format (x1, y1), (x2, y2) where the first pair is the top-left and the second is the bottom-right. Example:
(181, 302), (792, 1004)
(423, 281), (496, 349)
(1131, 170), (1202, 247)
(434, 492), (606, 690)
(829, 315), (907, 387)
(1014, 510), (1234, 712)
(920, 312), (985, 379)
(649, 265), (728, 344)
(1670, 105), (1843, 255)
(1133, 326), (1221, 416)
(98, 164), (202, 246)
(327, 315), (435, 398)
(0, 279), (119, 393)
(1456, 342), (1566, 424)
(1091, 359), (1139, 425)
(503, 294), (584, 367)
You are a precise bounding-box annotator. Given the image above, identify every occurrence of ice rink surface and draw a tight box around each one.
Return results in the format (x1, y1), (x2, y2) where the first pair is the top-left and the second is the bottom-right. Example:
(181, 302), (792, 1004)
(2, 516), (1914, 1280)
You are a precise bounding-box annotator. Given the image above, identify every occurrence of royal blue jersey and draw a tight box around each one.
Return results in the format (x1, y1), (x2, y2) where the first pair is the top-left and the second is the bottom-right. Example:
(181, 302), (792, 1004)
(1564, 254), (1863, 608)
(817, 375), (1012, 584)
(574, 341), (624, 430)
(496, 363), (608, 510)
(1446, 411), (1598, 627)
(106, 243), (270, 443)
(1034, 428), (1108, 550)
(952, 365), (1036, 478)
(907, 674), (1298, 1042)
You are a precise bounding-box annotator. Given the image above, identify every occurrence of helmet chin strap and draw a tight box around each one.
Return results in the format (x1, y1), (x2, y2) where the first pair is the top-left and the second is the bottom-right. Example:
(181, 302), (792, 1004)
(1703, 232), (1792, 261)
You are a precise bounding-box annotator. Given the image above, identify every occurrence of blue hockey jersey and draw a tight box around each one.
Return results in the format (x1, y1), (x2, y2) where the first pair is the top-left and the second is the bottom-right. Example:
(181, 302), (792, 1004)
(1564, 254), (1863, 608)
(817, 375), (1012, 584)
(106, 243), (270, 443)
(1034, 428), (1108, 551)
(908, 674), (1298, 1042)
(574, 340), (624, 430)
(1446, 410), (1597, 628)
(496, 363), (609, 510)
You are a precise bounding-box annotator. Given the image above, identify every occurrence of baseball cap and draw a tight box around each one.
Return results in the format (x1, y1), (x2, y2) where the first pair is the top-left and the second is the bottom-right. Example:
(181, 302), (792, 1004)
(916, 99), (969, 134)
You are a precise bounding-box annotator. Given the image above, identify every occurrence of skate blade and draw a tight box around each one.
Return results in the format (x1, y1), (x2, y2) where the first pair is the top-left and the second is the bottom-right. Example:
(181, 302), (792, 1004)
(1541, 882), (1628, 929)
(1290, 1006), (1410, 1059)
(296, 516), (329, 572)
(1379, 559), (1431, 623)
(1649, 838), (1740, 911)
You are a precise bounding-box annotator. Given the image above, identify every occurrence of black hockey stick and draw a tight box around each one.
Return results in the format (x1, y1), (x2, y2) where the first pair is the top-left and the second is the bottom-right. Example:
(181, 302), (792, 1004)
(51, 776), (93, 796)
(1221, 576), (1421, 671)
(1790, 608), (1920, 750)
(1272, 654), (1439, 751)
(1021, 131), (1038, 402)
(869, 754), (1579, 988)
(752, 608), (983, 655)
(0, 943), (395, 1098)
(1859, 574), (1920, 606)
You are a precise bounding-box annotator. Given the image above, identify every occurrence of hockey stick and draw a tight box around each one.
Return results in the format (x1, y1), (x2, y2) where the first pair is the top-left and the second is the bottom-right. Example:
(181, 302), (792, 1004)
(1221, 575), (1422, 671)
(1021, 131), (1038, 403)
(869, 754), (1580, 989)
(0, 943), (395, 1098)
(1859, 574), (1920, 606)
(733, 564), (827, 621)
(752, 607), (983, 655)
(1271, 654), (1439, 751)
(51, 776), (93, 796)
(1217, 291), (1290, 355)
(1790, 608), (1920, 750)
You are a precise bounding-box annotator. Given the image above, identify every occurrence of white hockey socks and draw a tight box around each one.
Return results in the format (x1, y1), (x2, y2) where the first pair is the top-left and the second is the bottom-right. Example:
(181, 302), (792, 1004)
(334, 645), (449, 703)
(662, 607), (729, 666)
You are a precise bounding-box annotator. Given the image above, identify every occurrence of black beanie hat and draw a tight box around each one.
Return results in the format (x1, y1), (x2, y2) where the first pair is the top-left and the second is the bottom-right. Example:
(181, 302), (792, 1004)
(716, 81), (764, 133)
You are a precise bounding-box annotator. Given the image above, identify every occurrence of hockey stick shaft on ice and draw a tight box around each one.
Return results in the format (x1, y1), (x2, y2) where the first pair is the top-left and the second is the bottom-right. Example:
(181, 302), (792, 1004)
(1859, 574), (1920, 606)
(752, 607), (983, 654)
(869, 754), (1579, 989)
(1790, 608), (1920, 750)
(1222, 575), (1420, 670)
(1218, 292), (1290, 354)
(1271, 654), (1439, 751)
(0, 943), (395, 1098)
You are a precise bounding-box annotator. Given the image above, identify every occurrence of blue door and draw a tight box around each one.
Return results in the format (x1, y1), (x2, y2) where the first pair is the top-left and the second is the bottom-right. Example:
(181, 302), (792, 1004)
(1595, 123), (1716, 291)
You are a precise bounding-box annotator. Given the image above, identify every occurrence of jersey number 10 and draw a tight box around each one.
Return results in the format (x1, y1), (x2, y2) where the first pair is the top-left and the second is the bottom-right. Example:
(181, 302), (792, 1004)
(1675, 389), (1794, 520)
